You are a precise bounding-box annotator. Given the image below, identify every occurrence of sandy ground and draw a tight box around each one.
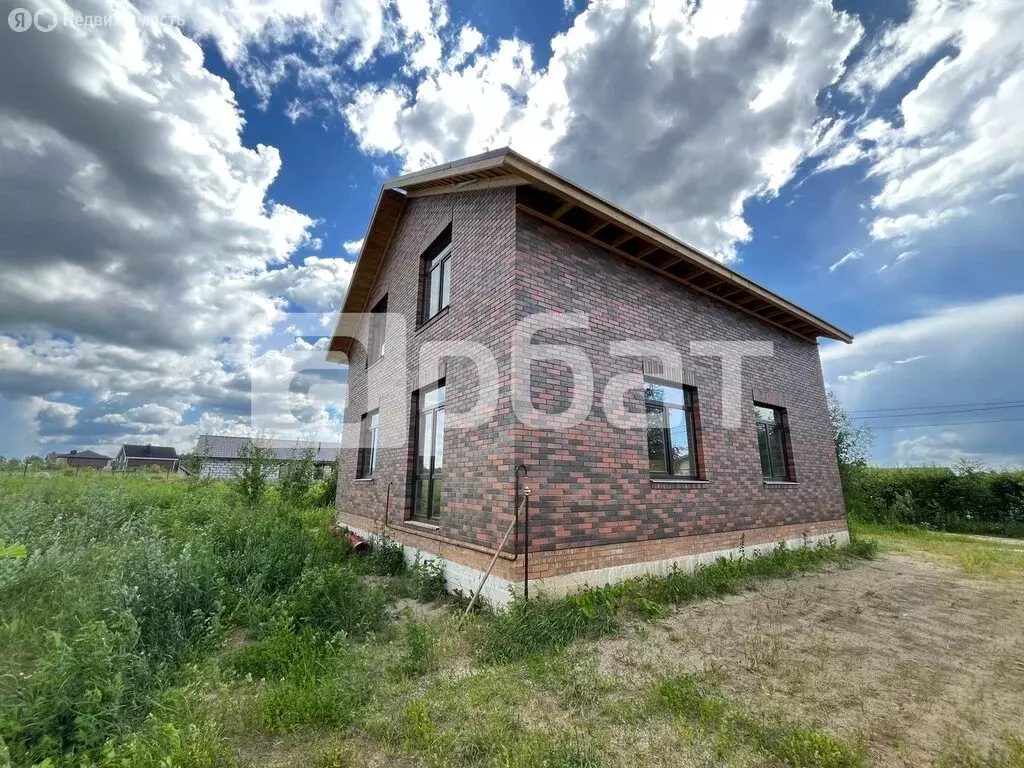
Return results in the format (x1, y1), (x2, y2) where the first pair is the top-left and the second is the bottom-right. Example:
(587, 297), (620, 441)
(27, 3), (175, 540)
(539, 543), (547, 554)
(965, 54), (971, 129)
(597, 554), (1024, 765)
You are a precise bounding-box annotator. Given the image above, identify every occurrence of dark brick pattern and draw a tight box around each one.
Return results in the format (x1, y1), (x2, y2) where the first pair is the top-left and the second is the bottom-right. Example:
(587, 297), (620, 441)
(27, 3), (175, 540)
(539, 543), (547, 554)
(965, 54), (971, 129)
(337, 188), (847, 560)
(337, 189), (520, 548)
(512, 212), (846, 552)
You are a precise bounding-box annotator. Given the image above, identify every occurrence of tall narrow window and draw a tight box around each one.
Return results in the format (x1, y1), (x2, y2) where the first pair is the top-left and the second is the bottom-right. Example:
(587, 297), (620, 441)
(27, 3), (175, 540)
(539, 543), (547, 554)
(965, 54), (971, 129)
(356, 410), (379, 478)
(413, 381), (445, 520)
(421, 226), (452, 323)
(644, 378), (700, 479)
(367, 295), (387, 367)
(754, 405), (792, 481)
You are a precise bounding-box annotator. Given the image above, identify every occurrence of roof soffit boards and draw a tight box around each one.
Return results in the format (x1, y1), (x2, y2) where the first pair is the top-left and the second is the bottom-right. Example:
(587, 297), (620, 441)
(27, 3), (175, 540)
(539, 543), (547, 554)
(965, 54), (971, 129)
(327, 148), (852, 361)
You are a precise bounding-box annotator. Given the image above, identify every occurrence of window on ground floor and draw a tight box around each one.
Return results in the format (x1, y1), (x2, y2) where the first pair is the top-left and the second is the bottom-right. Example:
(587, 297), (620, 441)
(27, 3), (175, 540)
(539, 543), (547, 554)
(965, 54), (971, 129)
(644, 377), (701, 479)
(413, 381), (446, 520)
(754, 404), (793, 481)
(356, 409), (379, 478)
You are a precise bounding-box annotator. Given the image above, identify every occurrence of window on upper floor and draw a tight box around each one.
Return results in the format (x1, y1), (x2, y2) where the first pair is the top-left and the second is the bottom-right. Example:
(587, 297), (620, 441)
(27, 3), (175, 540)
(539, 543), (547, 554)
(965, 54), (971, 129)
(644, 377), (701, 479)
(366, 295), (387, 367)
(356, 409), (379, 478)
(754, 404), (793, 481)
(420, 225), (452, 324)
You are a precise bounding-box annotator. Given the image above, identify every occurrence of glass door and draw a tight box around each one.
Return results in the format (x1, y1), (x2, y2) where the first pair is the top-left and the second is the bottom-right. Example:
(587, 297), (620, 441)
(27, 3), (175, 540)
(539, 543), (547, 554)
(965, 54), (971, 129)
(413, 382), (445, 520)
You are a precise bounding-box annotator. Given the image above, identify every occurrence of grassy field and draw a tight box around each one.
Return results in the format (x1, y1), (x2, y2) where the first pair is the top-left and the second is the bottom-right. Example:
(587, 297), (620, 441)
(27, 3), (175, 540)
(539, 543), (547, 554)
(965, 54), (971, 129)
(1, 473), (1020, 767)
(850, 520), (1024, 580)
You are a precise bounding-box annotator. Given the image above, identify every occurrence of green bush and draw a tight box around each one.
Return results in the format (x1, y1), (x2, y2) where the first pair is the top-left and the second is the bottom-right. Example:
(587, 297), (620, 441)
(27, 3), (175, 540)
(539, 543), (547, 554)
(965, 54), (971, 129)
(287, 564), (387, 638)
(845, 466), (1024, 537)
(0, 619), (154, 763)
(233, 628), (370, 732)
(363, 532), (407, 576)
(97, 686), (236, 768)
(409, 555), (447, 602)
(0, 473), (388, 764)
(389, 619), (438, 678)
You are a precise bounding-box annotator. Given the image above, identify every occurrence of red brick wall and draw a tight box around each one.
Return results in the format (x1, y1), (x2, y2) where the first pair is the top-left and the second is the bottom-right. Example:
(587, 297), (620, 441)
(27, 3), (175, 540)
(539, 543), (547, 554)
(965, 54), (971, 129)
(337, 188), (521, 549)
(66, 457), (109, 469)
(512, 210), (847, 553)
(336, 187), (847, 561)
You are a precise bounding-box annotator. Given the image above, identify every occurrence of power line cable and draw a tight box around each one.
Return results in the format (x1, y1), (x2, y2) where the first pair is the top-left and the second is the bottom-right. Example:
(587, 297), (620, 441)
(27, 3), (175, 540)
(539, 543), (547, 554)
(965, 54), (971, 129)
(848, 399), (1024, 414)
(860, 416), (1024, 430)
(851, 404), (1024, 420)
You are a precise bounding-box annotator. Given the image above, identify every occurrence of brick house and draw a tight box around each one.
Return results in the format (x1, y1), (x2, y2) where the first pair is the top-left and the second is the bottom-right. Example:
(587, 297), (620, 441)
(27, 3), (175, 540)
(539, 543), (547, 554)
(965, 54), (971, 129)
(112, 444), (180, 472)
(328, 149), (852, 606)
(193, 435), (340, 480)
(45, 449), (111, 469)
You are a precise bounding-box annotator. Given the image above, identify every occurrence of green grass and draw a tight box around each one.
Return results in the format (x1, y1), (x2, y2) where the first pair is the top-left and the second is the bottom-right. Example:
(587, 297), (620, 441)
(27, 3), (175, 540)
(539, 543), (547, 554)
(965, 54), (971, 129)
(478, 535), (878, 662)
(652, 674), (867, 768)
(7, 472), (1013, 767)
(0, 473), (381, 765)
(850, 520), (1024, 580)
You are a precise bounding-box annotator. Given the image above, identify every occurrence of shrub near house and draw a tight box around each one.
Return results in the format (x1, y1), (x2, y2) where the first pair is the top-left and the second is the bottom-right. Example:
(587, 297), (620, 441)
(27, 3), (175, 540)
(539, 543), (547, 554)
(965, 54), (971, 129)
(845, 465), (1024, 537)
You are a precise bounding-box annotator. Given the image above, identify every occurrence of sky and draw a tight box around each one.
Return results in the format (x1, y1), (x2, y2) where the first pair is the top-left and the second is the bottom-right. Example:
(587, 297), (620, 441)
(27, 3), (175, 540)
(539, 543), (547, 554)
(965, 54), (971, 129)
(0, 0), (1022, 466)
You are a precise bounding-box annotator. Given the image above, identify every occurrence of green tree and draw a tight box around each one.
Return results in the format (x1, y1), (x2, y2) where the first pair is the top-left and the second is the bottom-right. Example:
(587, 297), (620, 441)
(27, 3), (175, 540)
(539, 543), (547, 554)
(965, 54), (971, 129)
(827, 390), (874, 484)
(279, 444), (316, 506)
(233, 439), (276, 506)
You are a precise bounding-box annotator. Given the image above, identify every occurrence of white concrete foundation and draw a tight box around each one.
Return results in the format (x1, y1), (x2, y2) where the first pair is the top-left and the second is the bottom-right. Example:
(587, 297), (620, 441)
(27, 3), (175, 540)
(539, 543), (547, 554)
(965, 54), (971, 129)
(345, 525), (849, 610)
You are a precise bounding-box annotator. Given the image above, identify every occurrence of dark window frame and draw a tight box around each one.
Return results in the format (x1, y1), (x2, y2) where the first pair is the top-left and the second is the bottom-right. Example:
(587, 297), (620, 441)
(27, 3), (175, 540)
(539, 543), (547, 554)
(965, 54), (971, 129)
(644, 377), (701, 480)
(366, 295), (387, 368)
(419, 225), (452, 325)
(754, 404), (794, 481)
(356, 409), (379, 479)
(411, 380), (446, 521)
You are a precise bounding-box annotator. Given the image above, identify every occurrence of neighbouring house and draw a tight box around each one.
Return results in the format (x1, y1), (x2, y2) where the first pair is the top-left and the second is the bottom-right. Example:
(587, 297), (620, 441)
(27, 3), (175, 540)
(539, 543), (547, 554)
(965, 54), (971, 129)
(112, 444), (180, 472)
(327, 148), (853, 607)
(44, 449), (111, 469)
(193, 435), (340, 480)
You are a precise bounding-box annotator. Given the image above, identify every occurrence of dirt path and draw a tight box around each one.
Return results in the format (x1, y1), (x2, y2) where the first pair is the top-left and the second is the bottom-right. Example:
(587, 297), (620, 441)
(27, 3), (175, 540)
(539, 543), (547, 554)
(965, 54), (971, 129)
(597, 554), (1024, 766)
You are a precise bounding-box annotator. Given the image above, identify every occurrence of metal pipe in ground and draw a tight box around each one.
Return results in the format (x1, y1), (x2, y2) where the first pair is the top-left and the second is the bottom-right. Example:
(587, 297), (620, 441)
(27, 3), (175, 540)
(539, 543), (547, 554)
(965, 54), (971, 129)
(463, 493), (527, 618)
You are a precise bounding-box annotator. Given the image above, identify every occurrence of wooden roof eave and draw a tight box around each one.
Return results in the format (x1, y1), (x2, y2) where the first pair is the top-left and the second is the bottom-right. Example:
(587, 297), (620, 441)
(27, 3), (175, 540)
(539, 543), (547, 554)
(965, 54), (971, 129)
(501, 152), (852, 343)
(327, 187), (408, 362)
(327, 148), (853, 364)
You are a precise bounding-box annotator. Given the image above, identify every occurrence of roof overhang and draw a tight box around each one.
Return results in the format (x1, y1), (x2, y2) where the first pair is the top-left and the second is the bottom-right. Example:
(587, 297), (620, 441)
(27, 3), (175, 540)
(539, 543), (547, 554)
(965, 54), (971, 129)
(327, 148), (852, 362)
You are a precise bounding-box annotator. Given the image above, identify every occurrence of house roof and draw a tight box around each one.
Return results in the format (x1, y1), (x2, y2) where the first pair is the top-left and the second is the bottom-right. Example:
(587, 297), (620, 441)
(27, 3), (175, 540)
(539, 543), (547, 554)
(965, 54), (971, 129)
(327, 148), (852, 362)
(195, 435), (340, 463)
(55, 450), (111, 460)
(120, 444), (178, 460)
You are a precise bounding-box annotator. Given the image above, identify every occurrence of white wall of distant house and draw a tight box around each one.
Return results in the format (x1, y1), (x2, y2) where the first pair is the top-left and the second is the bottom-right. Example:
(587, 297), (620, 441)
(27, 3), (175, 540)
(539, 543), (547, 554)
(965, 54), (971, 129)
(198, 458), (334, 481)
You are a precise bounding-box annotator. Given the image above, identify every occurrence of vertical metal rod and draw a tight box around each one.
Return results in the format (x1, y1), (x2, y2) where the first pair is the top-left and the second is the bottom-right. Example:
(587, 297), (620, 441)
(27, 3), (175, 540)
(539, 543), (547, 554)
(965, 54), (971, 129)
(384, 481), (393, 528)
(515, 464), (529, 600)
(524, 490), (531, 601)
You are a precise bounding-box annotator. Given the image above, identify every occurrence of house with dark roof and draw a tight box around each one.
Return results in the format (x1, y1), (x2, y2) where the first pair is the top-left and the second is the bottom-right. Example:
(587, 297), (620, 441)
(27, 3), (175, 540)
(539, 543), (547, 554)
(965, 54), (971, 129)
(44, 449), (111, 469)
(193, 435), (340, 480)
(112, 444), (179, 472)
(327, 148), (852, 606)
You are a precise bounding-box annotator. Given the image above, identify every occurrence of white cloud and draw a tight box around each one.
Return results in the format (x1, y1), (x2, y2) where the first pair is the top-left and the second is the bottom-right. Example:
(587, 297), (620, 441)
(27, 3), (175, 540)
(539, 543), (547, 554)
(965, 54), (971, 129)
(0, 0), (350, 454)
(869, 209), (966, 241)
(343, 238), (365, 255)
(893, 432), (1022, 469)
(837, 362), (890, 382)
(821, 294), (1024, 365)
(829, 249), (863, 272)
(832, 0), (1024, 245)
(344, 0), (863, 261)
(822, 295), (1024, 466)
